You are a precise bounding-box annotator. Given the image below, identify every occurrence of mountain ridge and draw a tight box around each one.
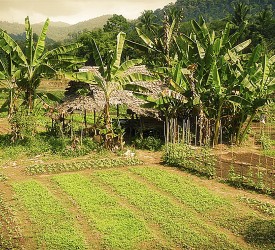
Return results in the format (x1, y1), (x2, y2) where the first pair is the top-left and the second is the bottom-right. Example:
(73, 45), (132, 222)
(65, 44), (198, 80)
(0, 14), (113, 41)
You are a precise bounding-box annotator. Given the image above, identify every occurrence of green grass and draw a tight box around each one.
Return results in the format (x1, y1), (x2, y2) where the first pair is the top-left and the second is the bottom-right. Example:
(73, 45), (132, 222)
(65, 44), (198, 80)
(94, 169), (241, 250)
(52, 174), (156, 250)
(13, 180), (87, 250)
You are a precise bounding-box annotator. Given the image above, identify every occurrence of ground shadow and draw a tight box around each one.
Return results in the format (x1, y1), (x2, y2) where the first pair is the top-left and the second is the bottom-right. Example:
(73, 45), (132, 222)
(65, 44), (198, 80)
(244, 219), (275, 246)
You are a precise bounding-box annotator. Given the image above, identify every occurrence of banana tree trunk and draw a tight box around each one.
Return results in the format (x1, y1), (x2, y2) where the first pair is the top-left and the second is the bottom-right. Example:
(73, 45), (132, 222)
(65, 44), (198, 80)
(104, 96), (111, 130)
(213, 101), (223, 146)
(235, 112), (246, 144)
(25, 88), (35, 113)
(237, 112), (256, 145)
(8, 89), (14, 118)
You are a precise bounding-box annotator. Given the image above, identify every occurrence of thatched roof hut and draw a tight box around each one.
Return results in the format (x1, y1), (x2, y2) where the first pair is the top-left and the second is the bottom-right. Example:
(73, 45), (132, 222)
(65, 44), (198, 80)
(58, 65), (164, 119)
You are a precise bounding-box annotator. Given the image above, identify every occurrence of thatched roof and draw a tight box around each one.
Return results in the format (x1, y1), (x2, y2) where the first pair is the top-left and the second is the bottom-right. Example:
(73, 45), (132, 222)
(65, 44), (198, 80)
(58, 65), (165, 119)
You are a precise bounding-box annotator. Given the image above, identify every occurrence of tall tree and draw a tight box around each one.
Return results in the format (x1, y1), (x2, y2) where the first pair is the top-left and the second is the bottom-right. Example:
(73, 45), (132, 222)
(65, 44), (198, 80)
(231, 1), (250, 27)
(103, 14), (131, 33)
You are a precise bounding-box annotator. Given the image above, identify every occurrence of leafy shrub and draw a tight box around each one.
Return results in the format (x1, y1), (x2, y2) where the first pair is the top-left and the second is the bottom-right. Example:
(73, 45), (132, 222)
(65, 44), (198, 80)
(0, 134), (101, 158)
(226, 165), (274, 195)
(9, 110), (37, 141)
(227, 166), (243, 188)
(133, 136), (163, 151)
(259, 134), (272, 150)
(163, 143), (216, 178)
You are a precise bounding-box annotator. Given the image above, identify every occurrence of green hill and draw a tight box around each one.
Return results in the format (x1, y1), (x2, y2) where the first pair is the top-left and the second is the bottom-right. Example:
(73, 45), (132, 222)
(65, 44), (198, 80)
(0, 15), (112, 41)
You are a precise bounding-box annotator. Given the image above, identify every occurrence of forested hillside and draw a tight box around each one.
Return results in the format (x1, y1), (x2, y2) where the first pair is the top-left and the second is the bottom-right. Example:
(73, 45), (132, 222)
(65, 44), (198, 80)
(156, 0), (275, 21)
(1, 0), (274, 50)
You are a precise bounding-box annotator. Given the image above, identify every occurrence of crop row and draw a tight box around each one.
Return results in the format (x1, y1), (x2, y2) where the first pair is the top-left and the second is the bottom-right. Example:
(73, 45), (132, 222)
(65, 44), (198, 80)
(130, 166), (227, 213)
(26, 157), (143, 175)
(240, 197), (275, 216)
(13, 181), (87, 250)
(0, 194), (23, 249)
(129, 166), (275, 246)
(52, 174), (157, 250)
(94, 169), (240, 249)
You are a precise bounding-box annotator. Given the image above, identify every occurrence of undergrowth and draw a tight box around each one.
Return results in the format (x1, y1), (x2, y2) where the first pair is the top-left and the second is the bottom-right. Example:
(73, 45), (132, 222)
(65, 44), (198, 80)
(163, 143), (216, 178)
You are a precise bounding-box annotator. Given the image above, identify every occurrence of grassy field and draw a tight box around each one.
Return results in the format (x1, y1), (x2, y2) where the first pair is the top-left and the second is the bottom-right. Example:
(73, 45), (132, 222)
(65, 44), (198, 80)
(1, 165), (274, 250)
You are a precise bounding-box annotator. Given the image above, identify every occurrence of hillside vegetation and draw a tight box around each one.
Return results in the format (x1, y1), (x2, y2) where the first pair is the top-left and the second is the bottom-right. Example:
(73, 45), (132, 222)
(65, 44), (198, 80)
(0, 14), (112, 41)
(159, 0), (275, 21)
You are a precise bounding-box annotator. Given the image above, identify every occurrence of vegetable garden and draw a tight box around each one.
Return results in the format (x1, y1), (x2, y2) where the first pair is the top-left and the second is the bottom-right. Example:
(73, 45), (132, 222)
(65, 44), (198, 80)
(0, 3), (275, 250)
(1, 165), (275, 249)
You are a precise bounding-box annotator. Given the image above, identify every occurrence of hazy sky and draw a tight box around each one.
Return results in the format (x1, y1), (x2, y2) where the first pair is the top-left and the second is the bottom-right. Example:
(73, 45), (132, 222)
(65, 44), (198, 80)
(0, 0), (176, 24)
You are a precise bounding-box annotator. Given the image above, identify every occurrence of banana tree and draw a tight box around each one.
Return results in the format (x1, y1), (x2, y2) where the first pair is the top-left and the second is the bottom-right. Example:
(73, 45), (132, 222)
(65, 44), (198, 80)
(175, 17), (253, 145)
(235, 46), (275, 145)
(0, 17), (84, 112)
(0, 51), (21, 117)
(70, 32), (154, 140)
(127, 8), (183, 67)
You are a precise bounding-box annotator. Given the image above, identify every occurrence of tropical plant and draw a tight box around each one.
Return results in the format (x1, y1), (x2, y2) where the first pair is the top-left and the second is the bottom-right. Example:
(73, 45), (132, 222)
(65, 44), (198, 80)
(128, 7), (184, 67)
(0, 16), (83, 112)
(70, 32), (153, 148)
(132, 14), (275, 146)
(138, 10), (158, 35)
(231, 1), (250, 27)
(0, 50), (20, 117)
(234, 46), (275, 144)
(175, 18), (255, 144)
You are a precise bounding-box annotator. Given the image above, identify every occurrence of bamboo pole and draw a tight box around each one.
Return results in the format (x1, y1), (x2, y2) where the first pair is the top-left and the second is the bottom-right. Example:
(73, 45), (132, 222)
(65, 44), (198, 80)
(195, 116), (198, 147)
(182, 120), (185, 144)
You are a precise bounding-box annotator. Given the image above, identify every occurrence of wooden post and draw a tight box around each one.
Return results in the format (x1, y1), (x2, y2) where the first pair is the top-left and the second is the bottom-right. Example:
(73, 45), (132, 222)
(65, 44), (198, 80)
(164, 121), (166, 145)
(220, 120), (223, 145)
(117, 104), (119, 118)
(195, 116), (198, 146)
(182, 120), (185, 144)
(166, 116), (169, 144)
(84, 109), (87, 129)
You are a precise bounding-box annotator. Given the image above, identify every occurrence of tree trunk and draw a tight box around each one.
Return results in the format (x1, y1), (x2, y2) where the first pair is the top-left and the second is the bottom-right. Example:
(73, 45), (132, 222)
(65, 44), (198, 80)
(25, 88), (34, 113)
(104, 96), (111, 130)
(235, 112), (245, 144)
(213, 103), (223, 146)
(237, 112), (256, 145)
(8, 89), (14, 118)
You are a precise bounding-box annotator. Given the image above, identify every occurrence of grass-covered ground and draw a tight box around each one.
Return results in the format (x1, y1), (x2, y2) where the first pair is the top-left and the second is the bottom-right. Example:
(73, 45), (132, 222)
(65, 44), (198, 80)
(1, 164), (275, 250)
